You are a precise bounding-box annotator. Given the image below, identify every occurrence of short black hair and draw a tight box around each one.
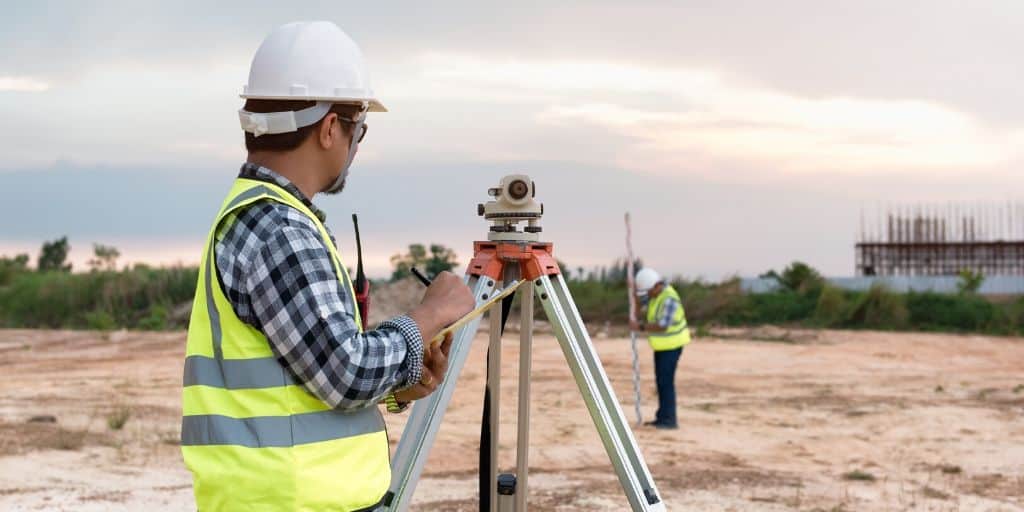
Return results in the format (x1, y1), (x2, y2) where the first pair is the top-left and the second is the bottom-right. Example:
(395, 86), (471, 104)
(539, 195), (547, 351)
(243, 99), (363, 152)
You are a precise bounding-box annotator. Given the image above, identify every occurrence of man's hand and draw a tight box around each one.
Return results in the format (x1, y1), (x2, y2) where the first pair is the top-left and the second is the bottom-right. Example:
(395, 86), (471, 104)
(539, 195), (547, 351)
(408, 271), (475, 341)
(394, 333), (453, 403)
(400, 271), (472, 404)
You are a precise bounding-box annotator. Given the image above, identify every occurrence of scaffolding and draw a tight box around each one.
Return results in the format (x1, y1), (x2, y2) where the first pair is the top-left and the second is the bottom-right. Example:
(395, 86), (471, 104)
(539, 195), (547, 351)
(856, 203), (1024, 276)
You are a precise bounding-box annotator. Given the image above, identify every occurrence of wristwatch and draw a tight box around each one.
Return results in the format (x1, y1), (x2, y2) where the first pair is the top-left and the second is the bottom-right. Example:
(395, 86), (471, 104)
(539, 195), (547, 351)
(384, 393), (409, 413)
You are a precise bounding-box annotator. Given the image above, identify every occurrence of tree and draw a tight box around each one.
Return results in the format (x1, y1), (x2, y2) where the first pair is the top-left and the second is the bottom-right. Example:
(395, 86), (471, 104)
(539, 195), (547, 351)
(424, 244), (458, 278)
(87, 244), (121, 272)
(768, 261), (824, 294)
(557, 259), (572, 279)
(390, 243), (459, 281)
(0, 253), (30, 285)
(38, 237), (72, 273)
(956, 269), (984, 295)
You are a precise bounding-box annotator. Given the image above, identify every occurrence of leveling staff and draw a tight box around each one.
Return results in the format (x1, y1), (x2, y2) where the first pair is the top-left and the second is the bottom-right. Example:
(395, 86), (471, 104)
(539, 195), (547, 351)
(630, 268), (691, 430)
(180, 22), (474, 511)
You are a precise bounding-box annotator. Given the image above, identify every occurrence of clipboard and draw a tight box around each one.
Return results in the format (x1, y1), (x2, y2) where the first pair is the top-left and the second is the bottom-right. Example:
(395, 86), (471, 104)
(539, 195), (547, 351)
(429, 280), (523, 346)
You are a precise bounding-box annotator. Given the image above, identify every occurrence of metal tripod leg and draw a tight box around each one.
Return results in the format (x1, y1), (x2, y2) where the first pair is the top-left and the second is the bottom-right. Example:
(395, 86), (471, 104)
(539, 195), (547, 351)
(514, 283), (534, 512)
(535, 275), (666, 511)
(384, 275), (499, 512)
(485, 294), (502, 511)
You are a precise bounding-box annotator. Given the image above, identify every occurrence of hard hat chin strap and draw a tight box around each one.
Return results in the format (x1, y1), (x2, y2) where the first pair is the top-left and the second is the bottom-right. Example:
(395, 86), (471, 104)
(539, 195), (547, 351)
(238, 101), (333, 137)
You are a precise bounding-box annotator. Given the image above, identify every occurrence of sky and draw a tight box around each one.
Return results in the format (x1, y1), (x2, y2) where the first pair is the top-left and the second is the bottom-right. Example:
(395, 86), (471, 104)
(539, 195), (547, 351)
(1, 1), (1022, 279)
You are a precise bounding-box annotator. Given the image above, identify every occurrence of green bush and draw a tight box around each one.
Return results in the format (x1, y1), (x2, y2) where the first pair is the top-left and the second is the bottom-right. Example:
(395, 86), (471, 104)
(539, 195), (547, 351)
(2, 254), (1021, 336)
(813, 285), (849, 327)
(722, 290), (817, 325)
(906, 291), (997, 332)
(673, 277), (745, 324)
(846, 285), (908, 329)
(84, 310), (117, 331)
(0, 266), (198, 329)
(566, 280), (629, 324)
(1006, 297), (1024, 330)
(137, 304), (169, 331)
(0, 254), (30, 286)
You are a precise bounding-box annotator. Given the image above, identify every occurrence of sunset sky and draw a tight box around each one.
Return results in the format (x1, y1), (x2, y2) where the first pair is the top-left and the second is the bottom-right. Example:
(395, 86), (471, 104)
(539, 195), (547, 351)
(2, 1), (1021, 279)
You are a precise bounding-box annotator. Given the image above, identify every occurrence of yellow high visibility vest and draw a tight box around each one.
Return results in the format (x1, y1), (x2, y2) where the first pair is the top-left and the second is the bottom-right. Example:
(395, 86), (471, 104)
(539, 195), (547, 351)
(646, 285), (691, 351)
(181, 178), (390, 511)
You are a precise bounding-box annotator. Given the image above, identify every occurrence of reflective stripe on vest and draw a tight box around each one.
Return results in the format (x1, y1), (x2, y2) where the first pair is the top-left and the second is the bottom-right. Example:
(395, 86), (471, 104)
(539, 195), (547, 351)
(646, 285), (691, 351)
(181, 410), (384, 448)
(181, 178), (390, 511)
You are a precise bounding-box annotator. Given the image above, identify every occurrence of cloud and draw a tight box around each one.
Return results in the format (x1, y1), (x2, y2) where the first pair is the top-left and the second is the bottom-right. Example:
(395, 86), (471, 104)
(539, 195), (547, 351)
(0, 76), (50, 92)
(393, 53), (1024, 177)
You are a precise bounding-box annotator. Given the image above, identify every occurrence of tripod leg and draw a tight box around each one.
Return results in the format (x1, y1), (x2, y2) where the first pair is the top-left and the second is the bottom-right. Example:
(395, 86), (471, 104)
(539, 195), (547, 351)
(535, 275), (666, 511)
(384, 275), (499, 512)
(514, 283), (534, 511)
(486, 297), (502, 512)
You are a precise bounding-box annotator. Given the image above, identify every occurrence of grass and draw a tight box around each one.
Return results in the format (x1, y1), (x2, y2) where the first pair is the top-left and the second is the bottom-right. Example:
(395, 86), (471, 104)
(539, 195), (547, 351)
(54, 428), (87, 451)
(841, 470), (877, 482)
(975, 388), (996, 400)
(921, 486), (951, 500)
(106, 406), (132, 431)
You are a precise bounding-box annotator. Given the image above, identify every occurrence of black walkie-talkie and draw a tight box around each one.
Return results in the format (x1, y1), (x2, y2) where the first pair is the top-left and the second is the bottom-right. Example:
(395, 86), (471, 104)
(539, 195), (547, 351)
(352, 213), (370, 328)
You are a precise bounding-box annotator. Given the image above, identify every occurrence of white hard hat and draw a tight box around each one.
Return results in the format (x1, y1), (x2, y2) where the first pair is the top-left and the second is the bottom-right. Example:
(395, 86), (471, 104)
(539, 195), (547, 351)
(635, 268), (662, 296)
(238, 21), (385, 138)
(242, 21), (385, 110)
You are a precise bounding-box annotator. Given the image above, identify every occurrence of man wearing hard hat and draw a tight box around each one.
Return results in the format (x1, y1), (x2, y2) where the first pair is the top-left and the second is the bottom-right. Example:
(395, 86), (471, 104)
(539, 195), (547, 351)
(180, 22), (474, 511)
(630, 268), (691, 430)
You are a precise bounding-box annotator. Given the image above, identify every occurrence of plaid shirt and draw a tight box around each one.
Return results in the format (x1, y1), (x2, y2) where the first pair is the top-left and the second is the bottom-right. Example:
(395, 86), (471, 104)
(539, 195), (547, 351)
(655, 296), (679, 328)
(213, 163), (423, 410)
(643, 287), (679, 328)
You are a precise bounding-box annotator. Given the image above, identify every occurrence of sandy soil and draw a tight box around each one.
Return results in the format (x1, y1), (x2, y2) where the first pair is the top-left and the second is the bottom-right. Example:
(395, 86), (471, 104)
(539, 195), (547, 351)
(1, 326), (1022, 511)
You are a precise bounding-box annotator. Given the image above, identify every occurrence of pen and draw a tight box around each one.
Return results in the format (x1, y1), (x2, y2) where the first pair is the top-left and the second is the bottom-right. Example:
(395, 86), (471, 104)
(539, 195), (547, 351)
(411, 267), (432, 287)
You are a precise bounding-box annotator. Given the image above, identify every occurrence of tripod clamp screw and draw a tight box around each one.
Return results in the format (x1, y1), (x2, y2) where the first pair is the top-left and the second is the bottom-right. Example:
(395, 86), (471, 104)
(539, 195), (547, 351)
(497, 473), (517, 495)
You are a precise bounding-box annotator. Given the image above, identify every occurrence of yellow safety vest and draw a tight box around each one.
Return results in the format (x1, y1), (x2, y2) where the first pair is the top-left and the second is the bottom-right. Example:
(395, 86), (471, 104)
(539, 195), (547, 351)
(646, 285), (691, 352)
(181, 178), (390, 512)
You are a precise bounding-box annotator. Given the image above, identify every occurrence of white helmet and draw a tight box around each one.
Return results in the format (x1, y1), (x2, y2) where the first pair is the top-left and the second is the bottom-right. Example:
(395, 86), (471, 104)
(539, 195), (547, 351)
(635, 268), (662, 296)
(239, 21), (385, 138)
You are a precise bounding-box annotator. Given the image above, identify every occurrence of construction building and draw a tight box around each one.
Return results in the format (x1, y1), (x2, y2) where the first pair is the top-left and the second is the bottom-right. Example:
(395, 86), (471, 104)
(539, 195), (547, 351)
(855, 204), (1024, 276)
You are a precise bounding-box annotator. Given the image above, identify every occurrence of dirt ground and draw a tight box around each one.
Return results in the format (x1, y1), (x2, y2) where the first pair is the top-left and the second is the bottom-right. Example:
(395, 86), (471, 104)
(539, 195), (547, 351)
(1, 326), (1022, 511)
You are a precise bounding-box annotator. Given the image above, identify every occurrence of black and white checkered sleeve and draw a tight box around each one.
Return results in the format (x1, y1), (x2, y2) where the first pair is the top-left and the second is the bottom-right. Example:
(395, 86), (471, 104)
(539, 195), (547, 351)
(243, 223), (424, 410)
(658, 297), (679, 328)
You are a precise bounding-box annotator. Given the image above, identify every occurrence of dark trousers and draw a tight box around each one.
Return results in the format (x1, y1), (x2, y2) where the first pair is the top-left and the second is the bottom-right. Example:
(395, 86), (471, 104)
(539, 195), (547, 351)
(653, 347), (682, 426)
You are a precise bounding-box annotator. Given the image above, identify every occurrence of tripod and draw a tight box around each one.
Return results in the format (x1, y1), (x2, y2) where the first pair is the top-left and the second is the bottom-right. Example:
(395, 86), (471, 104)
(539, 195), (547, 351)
(382, 175), (664, 511)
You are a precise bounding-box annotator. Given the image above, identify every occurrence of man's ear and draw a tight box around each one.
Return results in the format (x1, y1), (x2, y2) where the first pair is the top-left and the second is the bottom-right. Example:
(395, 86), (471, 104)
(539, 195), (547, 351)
(318, 112), (338, 149)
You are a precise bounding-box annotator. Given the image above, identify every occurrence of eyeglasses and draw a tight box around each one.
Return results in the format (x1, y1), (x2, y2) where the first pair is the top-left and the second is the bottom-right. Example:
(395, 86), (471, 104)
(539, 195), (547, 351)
(355, 122), (368, 144)
(337, 116), (368, 144)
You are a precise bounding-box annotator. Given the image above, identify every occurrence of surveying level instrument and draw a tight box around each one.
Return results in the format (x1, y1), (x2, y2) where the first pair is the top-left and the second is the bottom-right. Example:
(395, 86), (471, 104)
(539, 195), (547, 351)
(382, 175), (665, 512)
